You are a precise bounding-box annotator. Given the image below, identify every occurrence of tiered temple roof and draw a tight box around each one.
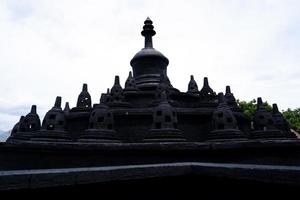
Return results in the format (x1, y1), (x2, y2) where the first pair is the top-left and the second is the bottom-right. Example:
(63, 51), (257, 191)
(7, 18), (296, 144)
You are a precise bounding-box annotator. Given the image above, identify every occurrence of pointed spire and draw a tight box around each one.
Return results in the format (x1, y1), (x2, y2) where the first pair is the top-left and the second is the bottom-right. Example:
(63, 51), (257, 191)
(272, 103), (279, 114)
(125, 71), (137, 91)
(82, 83), (88, 92)
(188, 75), (198, 93)
(76, 83), (92, 109)
(114, 75), (120, 86)
(257, 97), (263, 104)
(30, 105), (37, 114)
(224, 85), (238, 108)
(141, 17), (156, 48)
(257, 97), (263, 110)
(54, 96), (62, 109)
(109, 75), (125, 104)
(24, 105), (41, 132)
(64, 102), (70, 112)
(203, 77), (209, 86)
(199, 77), (215, 96)
(125, 72), (133, 85)
(226, 86), (231, 94)
(107, 88), (110, 94)
(271, 103), (291, 133)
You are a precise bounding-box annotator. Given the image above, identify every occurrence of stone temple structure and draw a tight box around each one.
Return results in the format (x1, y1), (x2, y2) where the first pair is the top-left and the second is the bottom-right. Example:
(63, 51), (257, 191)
(2, 18), (300, 195)
(7, 17), (295, 143)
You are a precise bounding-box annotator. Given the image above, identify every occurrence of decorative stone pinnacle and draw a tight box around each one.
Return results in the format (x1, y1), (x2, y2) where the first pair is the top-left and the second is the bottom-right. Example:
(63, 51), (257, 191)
(82, 83), (88, 92)
(141, 17), (156, 48)
(114, 76), (120, 85)
(64, 102), (70, 112)
(273, 103), (279, 113)
(54, 96), (62, 108)
(257, 97), (263, 110)
(30, 105), (37, 114)
(203, 77), (209, 86)
(188, 75), (198, 93)
(226, 86), (231, 94)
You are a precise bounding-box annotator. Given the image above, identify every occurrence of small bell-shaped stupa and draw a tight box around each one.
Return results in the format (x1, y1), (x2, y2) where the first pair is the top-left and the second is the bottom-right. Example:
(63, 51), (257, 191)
(250, 98), (283, 138)
(32, 97), (71, 142)
(209, 93), (244, 140)
(79, 103), (119, 142)
(75, 84), (92, 111)
(199, 77), (216, 98)
(124, 71), (138, 93)
(187, 75), (199, 94)
(145, 91), (186, 142)
(272, 104), (296, 138)
(7, 105), (41, 142)
(108, 76), (129, 107)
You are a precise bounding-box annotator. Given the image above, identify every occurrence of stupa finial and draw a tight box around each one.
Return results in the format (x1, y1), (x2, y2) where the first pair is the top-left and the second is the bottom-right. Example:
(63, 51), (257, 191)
(272, 103), (279, 113)
(64, 102), (70, 112)
(82, 83), (88, 92)
(257, 97), (264, 110)
(204, 77), (209, 86)
(187, 75), (198, 93)
(141, 17), (156, 48)
(226, 86), (231, 94)
(30, 105), (37, 114)
(54, 96), (62, 109)
(114, 75), (120, 86)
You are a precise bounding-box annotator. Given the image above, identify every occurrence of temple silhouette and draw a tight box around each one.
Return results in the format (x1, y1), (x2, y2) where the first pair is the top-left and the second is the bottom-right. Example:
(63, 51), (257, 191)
(1, 18), (300, 195)
(7, 17), (295, 143)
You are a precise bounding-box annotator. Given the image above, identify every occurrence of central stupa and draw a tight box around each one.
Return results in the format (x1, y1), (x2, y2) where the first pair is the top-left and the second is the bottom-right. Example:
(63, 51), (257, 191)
(130, 17), (169, 90)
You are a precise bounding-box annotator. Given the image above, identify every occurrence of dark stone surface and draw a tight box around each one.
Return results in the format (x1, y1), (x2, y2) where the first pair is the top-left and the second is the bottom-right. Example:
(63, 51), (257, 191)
(2, 161), (300, 192)
(1, 139), (300, 171)
(3, 173), (300, 198)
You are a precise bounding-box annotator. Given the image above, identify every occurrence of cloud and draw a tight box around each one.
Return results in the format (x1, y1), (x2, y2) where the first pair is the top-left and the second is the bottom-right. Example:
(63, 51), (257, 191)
(0, 0), (299, 130)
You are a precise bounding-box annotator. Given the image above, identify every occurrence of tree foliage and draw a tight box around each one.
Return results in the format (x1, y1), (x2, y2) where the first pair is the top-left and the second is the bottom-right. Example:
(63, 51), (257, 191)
(283, 108), (300, 133)
(236, 99), (300, 133)
(236, 99), (272, 119)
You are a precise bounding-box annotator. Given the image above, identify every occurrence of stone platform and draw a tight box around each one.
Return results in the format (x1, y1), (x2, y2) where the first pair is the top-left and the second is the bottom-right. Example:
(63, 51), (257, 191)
(1, 139), (300, 192)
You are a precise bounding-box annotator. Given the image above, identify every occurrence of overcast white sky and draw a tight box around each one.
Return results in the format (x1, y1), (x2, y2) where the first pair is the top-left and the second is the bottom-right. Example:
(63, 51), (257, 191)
(0, 0), (299, 131)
